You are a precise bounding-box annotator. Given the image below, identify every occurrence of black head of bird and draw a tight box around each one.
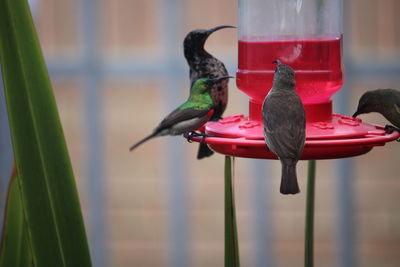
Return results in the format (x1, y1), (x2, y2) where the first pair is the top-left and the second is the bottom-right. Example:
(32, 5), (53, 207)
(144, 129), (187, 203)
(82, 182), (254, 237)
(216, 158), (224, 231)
(352, 88), (400, 131)
(352, 90), (383, 118)
(183, 25), (236, 58)
(272, 60), (295, 88)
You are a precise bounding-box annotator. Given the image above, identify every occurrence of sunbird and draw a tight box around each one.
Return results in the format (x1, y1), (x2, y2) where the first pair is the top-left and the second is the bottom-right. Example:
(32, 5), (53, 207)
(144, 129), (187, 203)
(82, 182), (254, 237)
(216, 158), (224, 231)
(183, 25), (235, 159)
(353, 88), (400, 133)
(129, 77), (231, 151)
(262, 60), (306, 195)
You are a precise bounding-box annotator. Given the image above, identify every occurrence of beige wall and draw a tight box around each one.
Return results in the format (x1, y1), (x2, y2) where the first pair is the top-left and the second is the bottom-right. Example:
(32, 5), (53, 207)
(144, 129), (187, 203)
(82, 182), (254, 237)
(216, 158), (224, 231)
(35, 0), (400, 266)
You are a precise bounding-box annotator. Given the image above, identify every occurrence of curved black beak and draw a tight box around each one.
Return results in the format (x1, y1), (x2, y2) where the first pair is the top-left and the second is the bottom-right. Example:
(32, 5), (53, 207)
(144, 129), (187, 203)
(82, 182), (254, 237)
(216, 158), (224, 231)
(352, 110), (360, 118)
(206, 25), (236, 35)
(273, 59), (282, 65)
(208, 75), (234, 85)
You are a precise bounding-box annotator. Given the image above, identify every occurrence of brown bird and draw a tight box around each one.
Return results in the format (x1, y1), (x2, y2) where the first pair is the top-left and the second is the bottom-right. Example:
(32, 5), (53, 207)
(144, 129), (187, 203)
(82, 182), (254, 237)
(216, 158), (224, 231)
(262, 60), (306, 195)
(353, 88), (400, 133)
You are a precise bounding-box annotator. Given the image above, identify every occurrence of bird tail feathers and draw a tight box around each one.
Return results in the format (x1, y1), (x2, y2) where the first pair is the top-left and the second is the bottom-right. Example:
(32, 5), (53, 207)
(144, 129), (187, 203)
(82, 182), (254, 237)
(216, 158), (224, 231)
(129, 132), (158, 151)
(280, 162), (300, 194)
(197, 142), (214, 159)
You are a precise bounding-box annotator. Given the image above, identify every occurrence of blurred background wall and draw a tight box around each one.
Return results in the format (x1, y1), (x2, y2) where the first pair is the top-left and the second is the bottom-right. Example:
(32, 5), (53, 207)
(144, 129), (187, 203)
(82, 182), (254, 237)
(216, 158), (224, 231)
(1, 0), (400, 266)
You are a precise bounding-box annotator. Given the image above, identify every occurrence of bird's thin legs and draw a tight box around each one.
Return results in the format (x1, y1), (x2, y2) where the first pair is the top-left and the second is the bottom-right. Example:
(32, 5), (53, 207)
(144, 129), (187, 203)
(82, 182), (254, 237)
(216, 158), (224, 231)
(384, 125), (400, 142)
(384, 124), (400, 133)
(184, 132), (213, 143)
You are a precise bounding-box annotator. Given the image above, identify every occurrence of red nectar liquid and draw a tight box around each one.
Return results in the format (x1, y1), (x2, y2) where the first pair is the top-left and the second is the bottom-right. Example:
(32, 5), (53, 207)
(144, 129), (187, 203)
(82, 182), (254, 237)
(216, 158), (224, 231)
(237, 37), (343, 105)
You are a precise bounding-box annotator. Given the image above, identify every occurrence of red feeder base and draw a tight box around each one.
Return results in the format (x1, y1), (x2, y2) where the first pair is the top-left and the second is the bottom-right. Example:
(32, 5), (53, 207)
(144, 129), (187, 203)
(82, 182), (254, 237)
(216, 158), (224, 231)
(192, 102), (399, 160)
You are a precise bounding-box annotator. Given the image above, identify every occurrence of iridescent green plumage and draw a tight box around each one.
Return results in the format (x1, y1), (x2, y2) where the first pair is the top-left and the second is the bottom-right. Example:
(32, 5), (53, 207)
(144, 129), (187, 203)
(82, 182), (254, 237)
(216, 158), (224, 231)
(129, 77), (230, 151)
(180, 79), (214, 110)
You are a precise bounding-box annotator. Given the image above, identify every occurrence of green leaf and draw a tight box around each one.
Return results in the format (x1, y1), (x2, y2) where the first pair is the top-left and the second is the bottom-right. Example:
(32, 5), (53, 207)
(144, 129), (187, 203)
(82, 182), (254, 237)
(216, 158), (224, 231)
(0, 169), (33, 267)
(225, 156), (240, 267)
(0, 0), (92, 266)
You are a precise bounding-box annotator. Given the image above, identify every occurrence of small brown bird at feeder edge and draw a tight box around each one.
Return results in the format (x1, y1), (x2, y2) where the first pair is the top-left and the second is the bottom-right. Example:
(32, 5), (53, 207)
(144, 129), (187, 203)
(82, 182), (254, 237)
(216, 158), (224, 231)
(352, 88), (400, 136)
(262, 60), (306, 195)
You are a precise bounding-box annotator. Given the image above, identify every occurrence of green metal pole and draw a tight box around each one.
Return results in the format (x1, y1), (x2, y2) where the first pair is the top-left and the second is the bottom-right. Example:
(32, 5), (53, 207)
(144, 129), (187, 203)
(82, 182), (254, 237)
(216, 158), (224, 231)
(305, 160), (316, 267)
(225, 156), (240, 267)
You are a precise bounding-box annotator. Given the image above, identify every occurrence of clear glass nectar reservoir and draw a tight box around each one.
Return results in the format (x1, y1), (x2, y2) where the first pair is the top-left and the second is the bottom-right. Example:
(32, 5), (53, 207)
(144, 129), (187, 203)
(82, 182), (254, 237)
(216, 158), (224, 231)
(237, 0), (343, 106)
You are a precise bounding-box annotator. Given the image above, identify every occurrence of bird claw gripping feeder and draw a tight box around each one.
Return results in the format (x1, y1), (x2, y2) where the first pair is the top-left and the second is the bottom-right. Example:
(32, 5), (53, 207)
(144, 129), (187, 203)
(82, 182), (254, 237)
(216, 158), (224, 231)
(192, 0), (399, 159)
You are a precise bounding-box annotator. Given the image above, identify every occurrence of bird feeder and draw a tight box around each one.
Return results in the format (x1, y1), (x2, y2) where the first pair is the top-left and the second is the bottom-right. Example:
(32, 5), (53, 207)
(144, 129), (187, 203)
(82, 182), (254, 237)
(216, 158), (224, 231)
(192, 0), (399, 159)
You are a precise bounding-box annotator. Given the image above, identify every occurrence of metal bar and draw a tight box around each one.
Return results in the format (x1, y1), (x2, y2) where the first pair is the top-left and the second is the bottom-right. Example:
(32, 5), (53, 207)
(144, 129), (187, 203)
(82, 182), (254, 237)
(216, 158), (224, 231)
(79, 0), (107, 266)
(335, 158), (356, 267)
(47, 60), (237, 78)
(332, 0), (357, 265)
(250, 159), (275, 267)
(159, 0), (189, 266)
(333, 76), (357, 267)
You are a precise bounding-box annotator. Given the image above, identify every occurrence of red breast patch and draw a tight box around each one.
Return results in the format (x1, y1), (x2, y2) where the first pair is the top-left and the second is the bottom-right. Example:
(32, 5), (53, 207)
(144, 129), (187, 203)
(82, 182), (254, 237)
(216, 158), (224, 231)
(207, 109), (214, 119)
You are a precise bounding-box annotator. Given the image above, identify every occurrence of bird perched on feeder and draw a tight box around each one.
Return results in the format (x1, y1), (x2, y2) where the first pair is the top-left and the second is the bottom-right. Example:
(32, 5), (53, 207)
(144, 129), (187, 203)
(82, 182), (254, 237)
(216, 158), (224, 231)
(262, 60), (306, 195)
(129, 76), (231, 151)
(352, 88), (400, 133)
(183, 25), (235, 159)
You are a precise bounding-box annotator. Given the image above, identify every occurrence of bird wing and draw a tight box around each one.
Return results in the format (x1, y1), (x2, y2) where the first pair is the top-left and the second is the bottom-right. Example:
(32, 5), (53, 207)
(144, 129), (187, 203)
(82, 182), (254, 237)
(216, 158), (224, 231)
(156, 106), (212, 132)
(263, 91), (306, 159)
(395, 103), (400, 115)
